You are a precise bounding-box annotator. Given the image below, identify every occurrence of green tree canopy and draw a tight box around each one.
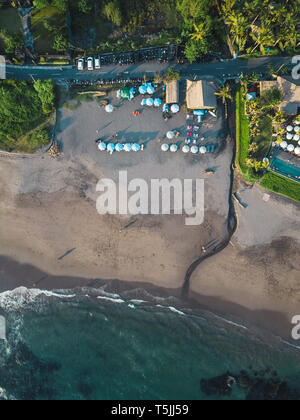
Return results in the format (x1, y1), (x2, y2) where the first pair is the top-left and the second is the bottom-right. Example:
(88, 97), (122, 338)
(53, 33), (69, 52)
(0, 80), (53, 151)
(103, 0), (122, 26)
(33, 79), (55, 114)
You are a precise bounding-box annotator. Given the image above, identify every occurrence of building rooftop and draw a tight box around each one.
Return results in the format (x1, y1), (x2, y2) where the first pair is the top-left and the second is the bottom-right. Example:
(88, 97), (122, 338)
(260, 76), (300, 115)
(166, 80), (179, 104)
(186, 80), (217, 110)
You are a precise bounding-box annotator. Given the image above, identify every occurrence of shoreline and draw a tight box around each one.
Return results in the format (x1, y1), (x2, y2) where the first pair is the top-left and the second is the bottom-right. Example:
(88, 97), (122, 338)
(0, 253), (298, 348)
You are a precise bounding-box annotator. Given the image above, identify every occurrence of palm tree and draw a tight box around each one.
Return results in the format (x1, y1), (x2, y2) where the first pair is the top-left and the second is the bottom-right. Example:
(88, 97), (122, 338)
(221, 0), (237, 17)
(190, 23), (206, 42)
(215, 84), (232, 118)
(250, 27), (275, 54)
(215, 84), (232, 104)
(226, 13), (249, 52)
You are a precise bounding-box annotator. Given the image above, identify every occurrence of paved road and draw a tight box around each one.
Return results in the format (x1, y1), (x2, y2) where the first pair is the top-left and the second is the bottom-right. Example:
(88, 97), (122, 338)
(5, 56), (293, 82)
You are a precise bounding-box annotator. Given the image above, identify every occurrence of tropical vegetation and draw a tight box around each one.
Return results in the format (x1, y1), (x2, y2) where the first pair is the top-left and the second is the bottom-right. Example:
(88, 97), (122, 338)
(0, 80), (55, 153)
(2, 0), (299, 61)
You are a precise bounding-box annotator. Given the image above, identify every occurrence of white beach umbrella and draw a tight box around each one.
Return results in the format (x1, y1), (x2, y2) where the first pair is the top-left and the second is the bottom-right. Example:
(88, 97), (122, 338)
(191, 145), (199, 154)
(294, 120), (300, 125)
(263, 157), (269, 164)
(141, 99), (147, 106)
(146, 98), (154, 106)
(286, 125), (293, 132)
(280, 141), (288, 149)
(98, 142), (106, 151)
(107, 143), (115, 153)
(286, 133), (293, 140)
(170, 144), (178, 152)
(294, 126), (300, 133)
(199, 146), (207, 154)
(154, 98), (162, 107)
(293, 134), (300, 141)
(294, 147), (300, 155)
(182, 145), (190, 153)
(132, 143), (141, 152)
(105, 104), (114, 113)
(167, 131), (175, 139)
(161, 143), (169, 152)
(287, 144), (295, 152)
(115, 143), (123, 152)
(171, 104), (180, 114)
(147, 85), (155, 95)
(124, 143), (132, 152)
(139, 85), (147, 95)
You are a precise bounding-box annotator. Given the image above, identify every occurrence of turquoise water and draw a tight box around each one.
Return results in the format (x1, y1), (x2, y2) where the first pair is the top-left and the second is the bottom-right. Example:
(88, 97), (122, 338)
(0, 289), (299, 400)
(271, 157), (300, 182)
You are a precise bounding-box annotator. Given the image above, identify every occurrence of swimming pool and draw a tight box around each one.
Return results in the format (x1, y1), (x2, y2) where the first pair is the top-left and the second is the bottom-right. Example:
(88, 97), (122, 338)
(270, 157), (300, 183)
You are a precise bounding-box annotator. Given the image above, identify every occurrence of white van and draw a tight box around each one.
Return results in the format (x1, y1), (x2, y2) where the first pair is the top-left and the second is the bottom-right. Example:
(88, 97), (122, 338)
(87, 57), (94, 71)
(77, 58), (84, 71)
(95, 57), (100, 69)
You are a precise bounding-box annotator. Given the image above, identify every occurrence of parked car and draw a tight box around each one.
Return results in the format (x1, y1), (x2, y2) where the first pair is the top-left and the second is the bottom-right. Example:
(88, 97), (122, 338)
(95, 57), (101, 69)
(87, 57), (94, 71)
(77, 58), (84, 71)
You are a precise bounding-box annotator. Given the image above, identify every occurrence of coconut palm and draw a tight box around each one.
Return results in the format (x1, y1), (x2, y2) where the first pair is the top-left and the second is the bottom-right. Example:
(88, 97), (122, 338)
(190, 23), (206, 42)
(226, 13), (249, 52)
(215, 84), (233, 104)
(215, 84), (232, 118)
(250, 26), (275, 54)
(221, 0), (237, 17)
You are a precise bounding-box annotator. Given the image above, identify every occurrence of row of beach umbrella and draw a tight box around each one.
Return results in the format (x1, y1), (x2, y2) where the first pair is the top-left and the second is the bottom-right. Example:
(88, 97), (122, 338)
(161, 144), (207, 154)
(141, 97), (162, 107)
(139, 83), (155, 95)
(286, 125), (300, 133)
(286, 133), (300, 141)
(280, 141), (300, 155)
(98, 142), (142, 153)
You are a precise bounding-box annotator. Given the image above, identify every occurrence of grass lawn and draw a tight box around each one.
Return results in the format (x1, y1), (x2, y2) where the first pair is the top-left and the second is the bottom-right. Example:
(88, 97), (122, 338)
(235, 87), (260, 183)
(254, 114), (273, 160)
(260, 172), (300, 202)
(31, 5), (66, 54)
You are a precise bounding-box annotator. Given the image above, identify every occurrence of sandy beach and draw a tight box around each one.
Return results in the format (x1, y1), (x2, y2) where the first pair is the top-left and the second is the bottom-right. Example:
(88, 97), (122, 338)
(0, 94), (299, 341)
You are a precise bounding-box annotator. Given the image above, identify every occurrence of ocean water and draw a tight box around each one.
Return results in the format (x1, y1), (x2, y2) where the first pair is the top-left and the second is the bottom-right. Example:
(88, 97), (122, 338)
(0, 287), (299, 401)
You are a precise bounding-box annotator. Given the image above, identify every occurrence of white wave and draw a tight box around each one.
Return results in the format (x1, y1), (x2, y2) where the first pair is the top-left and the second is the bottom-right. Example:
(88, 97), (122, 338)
(97, 287), (122, 299)
(156, 304), (185, 316)
(168, 306), (185, 316)
(213, 314), (248, 330)
(280, 339), (300, 351)
(97, 296), (125, 304)
(128, 304), (135, 309)
(129, 299), (147, 305)
(0, 287), (75, 311)
(0, 386), (14, 400)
